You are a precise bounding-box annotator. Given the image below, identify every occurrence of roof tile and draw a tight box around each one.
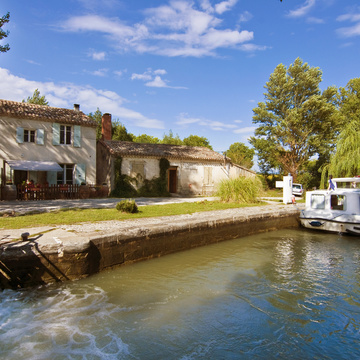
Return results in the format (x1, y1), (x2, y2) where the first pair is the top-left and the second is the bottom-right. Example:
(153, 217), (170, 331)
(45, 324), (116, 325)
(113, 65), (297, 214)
(0, 99), (97, 127)
(102, 140), (229, 162)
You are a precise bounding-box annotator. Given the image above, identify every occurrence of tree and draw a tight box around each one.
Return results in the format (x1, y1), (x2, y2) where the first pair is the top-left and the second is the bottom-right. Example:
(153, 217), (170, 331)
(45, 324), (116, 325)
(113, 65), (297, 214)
(112, 121), (134, 142)
(133, 134), (161, 144)
(183, 135), (212, 149)
(249, 58), (340, 181)
(0, 12), (10, 53)
(161, 130), (183, 145)
(88, 108), (103, 141)
(23, 89), (49, 106)
(226, 142), (254, 169)
(321, 78), (360, 184)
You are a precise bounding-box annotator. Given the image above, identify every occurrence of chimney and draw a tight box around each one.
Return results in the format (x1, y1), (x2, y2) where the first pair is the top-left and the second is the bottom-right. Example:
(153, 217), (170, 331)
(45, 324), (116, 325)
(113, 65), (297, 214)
(102, 113), (112, 141)
(74, 104), (80, 111)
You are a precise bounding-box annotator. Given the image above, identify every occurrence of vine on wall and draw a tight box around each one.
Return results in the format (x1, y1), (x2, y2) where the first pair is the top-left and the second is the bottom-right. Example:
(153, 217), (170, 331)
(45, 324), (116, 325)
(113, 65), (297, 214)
(110, 157), (170, 197)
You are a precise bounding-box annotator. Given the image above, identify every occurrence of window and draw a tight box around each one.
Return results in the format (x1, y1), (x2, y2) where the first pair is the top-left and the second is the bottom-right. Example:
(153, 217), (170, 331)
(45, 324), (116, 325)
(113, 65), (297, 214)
(131, 161), (145, 178)
(60, 125), (72, 145)
(57, 164), (74, 184)
(24, 129), (35, 143)
(311, 194), (325, 209)
(331, 195), (346, 211)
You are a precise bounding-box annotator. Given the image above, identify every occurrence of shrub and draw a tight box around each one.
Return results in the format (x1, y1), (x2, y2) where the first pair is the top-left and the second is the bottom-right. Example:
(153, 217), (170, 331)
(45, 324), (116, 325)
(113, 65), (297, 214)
(116, 199), (138, 213)
(216, 176), (264, 204)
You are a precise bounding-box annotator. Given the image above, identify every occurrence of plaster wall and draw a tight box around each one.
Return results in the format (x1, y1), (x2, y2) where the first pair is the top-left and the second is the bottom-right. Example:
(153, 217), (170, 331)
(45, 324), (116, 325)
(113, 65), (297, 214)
(0, 116), (97, 184)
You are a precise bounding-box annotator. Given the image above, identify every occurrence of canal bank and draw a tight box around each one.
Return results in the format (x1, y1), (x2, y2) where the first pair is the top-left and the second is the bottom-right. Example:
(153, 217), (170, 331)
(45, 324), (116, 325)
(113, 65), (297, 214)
(0, 201), (302, 289)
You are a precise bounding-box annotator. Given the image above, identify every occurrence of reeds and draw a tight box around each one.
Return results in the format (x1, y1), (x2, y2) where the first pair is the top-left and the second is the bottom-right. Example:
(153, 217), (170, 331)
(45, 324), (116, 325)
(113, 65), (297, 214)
(216, 176), (264, 204)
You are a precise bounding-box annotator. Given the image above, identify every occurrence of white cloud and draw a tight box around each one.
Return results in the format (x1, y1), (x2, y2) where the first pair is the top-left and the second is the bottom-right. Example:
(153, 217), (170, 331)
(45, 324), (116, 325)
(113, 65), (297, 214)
(336, 11), (360, 38)
(287, 0), (316, 18)
(0, 67), (164, 129)
(233, 126), (257, 134)
(131, 68), (187, 89)
(86, 68), (109, 77)
(215, 0), (238, 15)
(145, 76), (168, 88)
(61, 0), (255, 58)
(177, 113), (237, 131)
(89, 50), (106, 60)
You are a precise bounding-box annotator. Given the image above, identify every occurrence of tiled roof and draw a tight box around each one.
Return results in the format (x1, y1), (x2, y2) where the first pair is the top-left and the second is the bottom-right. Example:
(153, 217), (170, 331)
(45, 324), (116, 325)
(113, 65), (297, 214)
(0, 99), (97, 127)
(101, 140), (229, 162)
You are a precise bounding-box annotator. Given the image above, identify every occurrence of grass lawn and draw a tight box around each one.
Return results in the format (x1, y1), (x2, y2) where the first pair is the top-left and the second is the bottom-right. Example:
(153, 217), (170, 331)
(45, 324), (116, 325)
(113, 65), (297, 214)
(0, 200), (267, 230)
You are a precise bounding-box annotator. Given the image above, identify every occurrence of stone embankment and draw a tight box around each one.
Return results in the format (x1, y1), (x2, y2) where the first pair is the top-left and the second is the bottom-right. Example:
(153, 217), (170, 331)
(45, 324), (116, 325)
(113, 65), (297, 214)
(0, 200), (302, 289)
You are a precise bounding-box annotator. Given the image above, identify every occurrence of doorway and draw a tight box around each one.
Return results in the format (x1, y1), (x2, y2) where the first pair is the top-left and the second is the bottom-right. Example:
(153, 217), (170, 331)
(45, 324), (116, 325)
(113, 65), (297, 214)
(168, 167), (177, 193)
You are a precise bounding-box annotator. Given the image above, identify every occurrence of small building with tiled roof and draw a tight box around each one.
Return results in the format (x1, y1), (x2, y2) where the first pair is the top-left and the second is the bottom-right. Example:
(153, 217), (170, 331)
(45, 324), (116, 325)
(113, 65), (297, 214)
(97, 114), (255, 196)
(0, 99), (97, 198)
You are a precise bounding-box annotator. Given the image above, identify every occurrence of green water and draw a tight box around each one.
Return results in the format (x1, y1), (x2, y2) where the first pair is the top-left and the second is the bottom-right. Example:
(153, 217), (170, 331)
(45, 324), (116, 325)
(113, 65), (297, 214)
(1, 229), (360, 359)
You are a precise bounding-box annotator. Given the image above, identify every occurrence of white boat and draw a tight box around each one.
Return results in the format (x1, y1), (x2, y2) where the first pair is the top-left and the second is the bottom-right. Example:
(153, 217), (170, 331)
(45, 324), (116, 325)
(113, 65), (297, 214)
(300, 177), (360, 235)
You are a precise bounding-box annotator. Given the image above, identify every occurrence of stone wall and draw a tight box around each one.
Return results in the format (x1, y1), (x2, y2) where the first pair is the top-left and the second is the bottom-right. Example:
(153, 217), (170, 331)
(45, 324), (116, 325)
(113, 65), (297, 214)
(0, 207), (300, 289)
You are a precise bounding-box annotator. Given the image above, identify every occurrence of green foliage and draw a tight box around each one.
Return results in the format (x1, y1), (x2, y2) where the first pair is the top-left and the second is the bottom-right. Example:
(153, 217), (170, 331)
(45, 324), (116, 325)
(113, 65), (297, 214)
(88, 108), (103, 141)
(111, 157), (170, 198)
(110, 157), (137, 197)
(133, 134), (160, 144)
(226, 142), (254, 169)
(112, 121), (134, 141)
(116, 199), (138, 213)
(183, 135), (213, 149)
(249, 58), (340, 181)
(0, 12), (10, 53)
(320, 78), (360, 187)
(216, 176), (264, 204)
(161, 130), (183, 145)
(23, 89), (49, 106)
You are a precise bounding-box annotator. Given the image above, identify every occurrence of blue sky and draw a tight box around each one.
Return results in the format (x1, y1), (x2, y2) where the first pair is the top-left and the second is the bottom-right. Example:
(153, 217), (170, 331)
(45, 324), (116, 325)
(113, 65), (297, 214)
(1, 0), (359, 164)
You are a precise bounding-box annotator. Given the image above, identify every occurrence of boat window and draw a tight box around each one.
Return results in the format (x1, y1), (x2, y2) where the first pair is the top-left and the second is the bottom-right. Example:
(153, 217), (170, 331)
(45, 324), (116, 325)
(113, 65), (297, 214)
(331, 195), (346, 211)
(311, 194), (325, 209)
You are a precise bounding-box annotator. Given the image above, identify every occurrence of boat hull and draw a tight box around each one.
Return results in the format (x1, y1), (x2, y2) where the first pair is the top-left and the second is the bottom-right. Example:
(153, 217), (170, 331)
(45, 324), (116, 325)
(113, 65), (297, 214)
(300, 217), (360, 235)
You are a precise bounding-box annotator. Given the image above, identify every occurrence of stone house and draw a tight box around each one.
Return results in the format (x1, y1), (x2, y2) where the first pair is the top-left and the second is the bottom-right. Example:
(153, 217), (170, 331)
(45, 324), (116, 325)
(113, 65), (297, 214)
(97, 114), (256, 196)
(0, 99), (97, 195)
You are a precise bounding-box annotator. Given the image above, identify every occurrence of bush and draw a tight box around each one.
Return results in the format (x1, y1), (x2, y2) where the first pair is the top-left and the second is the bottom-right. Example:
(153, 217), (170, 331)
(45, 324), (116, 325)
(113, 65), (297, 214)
(116, 199), (138, 213)
(216, 176), (264, 204)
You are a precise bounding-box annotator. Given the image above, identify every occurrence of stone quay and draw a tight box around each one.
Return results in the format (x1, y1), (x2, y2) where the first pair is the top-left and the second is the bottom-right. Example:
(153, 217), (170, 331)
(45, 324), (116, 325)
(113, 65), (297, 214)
(0, 200), (302, 289)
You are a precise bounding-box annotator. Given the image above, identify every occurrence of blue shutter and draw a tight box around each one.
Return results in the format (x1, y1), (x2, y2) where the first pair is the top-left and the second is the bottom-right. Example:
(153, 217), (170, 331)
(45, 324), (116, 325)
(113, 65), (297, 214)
(75, 163), (86, 185)
(36, 129), (45, 145)
(52, 123), (60, 145)
(73, 125), (81, 147)
(16, 127), (24, 143)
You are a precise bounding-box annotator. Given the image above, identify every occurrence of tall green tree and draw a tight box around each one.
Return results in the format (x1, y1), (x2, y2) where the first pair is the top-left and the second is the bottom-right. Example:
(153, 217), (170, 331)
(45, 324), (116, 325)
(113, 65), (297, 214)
(133, 134), (161, 144)
(249, 58), (340, 181)
(0, 12), (10, 53)
(161, 130), (183, 145)
(112, 121), (134, 142)
(321, 78), (360, 184)
(226, 142), (254, 169)
(88, 108), (103, 141)
(23, 89), (49, 105)
(183, 135), (212, 149)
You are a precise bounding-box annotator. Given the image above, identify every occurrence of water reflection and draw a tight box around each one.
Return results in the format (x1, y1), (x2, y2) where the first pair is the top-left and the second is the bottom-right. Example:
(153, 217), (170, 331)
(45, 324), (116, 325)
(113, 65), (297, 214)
(0, 229), (360, 359)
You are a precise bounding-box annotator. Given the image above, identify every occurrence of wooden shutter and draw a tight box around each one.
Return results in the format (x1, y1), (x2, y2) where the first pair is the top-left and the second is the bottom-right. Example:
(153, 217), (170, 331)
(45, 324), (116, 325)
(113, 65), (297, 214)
(73, 125), (81, 147)
(16, 127), (24, 143)
(52, 123), (60, 145)
(36, 129), (45, 145)
(75, 163), (86, 185)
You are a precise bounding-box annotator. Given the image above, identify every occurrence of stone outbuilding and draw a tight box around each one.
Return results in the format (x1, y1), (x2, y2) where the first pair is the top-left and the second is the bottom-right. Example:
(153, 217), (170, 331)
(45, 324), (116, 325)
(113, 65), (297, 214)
(97, 114), (256, 196)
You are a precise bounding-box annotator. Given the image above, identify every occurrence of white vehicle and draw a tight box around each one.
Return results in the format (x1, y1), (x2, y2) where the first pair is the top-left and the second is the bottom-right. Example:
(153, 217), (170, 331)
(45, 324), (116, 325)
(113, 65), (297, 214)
(299, 177), (360, 235)
(292, 183), (303, 196)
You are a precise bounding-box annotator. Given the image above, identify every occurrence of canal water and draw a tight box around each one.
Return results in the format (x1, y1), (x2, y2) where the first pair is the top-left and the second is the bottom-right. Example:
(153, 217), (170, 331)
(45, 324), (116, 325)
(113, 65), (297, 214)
(1, 229), (359, 360)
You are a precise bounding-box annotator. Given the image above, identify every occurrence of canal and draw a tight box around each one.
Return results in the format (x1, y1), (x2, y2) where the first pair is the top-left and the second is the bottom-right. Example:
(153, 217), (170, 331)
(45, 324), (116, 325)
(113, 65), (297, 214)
(0, 229), (359, 359)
